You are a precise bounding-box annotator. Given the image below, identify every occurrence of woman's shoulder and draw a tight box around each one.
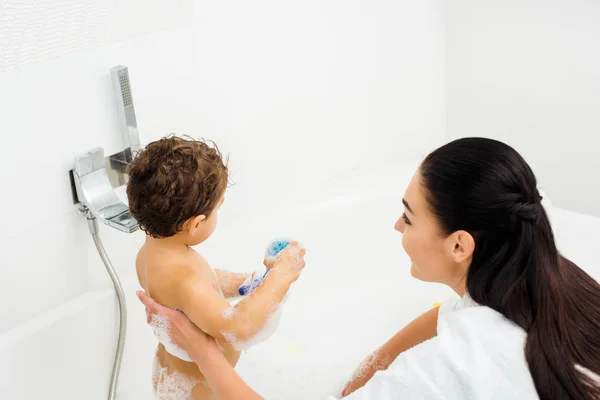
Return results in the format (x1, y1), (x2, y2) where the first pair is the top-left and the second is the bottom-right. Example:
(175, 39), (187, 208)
(379, 294), (538, 399)
(435, 293), (529, 366)
(436, 293), (526, 339)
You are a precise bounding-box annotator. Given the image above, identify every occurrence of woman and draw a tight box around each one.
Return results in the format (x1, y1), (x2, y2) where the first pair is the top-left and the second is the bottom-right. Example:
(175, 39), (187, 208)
(138, 137), (600, 399)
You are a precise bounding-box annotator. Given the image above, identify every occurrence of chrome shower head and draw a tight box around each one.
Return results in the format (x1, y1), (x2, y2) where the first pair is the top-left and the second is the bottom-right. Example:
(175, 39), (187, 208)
(110, 66), (141, 158)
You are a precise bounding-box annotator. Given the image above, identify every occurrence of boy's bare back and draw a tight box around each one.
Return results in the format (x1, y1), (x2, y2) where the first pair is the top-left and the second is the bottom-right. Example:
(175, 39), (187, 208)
(136, 243), (241, 399)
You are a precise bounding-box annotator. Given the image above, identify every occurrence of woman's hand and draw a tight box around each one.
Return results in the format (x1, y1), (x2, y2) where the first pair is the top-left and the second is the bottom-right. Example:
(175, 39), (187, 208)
(136, 290), (220, 360)
(137, 291), (263, 400)
(341, 351), (391, 397)
(263, 241), (307, 282)
(342, 306), (440, 397)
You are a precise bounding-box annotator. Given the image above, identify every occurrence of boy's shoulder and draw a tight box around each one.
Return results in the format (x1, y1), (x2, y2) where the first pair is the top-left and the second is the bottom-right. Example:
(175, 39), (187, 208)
(139, 244), (208, 269)
(138, 246), (215, 304)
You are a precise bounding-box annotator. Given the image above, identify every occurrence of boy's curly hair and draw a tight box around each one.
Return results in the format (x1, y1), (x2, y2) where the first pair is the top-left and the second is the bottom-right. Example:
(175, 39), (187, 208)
(126, 135), (229, 238)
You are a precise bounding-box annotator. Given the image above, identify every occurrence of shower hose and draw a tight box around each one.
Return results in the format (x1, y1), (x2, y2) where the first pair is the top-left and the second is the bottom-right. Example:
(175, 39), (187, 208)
(85, 208), (127, 400)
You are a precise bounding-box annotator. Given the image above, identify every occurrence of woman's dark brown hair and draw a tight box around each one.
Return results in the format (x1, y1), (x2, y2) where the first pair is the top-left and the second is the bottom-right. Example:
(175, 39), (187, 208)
(421, 137), (600, 399)
(127, 135), (228, 238)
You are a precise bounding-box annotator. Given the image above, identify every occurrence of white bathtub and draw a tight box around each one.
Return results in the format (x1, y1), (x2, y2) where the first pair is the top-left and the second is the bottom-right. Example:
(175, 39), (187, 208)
(1, 163), (599, 400)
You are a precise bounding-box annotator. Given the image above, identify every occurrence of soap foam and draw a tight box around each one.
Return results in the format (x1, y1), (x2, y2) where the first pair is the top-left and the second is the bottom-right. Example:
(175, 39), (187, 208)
(222, 306), (236, 321)
(349, 350), (390, 381)
(220, 302), (284, 352)
(152, 356), (203, 400)
(150, 313), (193, 362)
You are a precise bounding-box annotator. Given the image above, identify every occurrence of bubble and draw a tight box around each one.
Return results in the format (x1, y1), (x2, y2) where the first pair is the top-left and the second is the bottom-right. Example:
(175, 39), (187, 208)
(222, 306), (236, 321)
(152, 356), (202, 399)
(349, 350), (390, 382)
(215, 339), (225, 354)
(220, 303), (284, 351)
(220, 330), (243, 351)
(150, 314), (193, 362)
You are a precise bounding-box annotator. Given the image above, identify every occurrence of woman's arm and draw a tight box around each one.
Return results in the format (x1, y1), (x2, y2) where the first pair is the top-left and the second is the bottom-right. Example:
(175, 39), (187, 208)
(190, 336), (262, 400)
(137, 291), (262, 400)
(342, 306), (440, 396)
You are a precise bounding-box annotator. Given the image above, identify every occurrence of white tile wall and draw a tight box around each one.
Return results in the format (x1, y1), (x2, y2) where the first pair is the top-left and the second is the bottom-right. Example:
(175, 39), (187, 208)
(0, 0), (446, 335)
(445, 0), (600, 216)
(0, 0), (195, 72)
(0, 24), (198, 333)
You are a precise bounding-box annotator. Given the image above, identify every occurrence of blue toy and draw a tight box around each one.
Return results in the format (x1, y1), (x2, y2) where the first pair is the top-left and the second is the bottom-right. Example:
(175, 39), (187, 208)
(238, 239), (291, 296)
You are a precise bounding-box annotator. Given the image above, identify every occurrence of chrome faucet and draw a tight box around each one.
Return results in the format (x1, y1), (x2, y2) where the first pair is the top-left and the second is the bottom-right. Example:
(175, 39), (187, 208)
(69, 65), (141, 233)
(71, 147), (138, 233)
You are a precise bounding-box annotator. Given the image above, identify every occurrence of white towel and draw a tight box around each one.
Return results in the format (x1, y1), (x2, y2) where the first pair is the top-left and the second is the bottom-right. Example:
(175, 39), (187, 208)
(329, 294), (539, 400)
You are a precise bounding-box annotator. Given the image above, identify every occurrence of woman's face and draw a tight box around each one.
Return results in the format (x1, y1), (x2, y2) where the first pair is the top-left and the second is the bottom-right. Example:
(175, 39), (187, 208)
(395, 171), (469, 290)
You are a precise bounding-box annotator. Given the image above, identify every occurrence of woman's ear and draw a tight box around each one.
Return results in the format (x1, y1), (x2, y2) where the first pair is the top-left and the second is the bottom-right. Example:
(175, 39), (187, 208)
(449, 230), (475, 264)
(184, 215), (206, 236)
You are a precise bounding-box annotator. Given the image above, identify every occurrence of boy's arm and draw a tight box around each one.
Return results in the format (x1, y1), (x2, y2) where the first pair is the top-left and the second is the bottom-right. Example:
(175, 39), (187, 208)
(174, 267), (295, 343)
(214, 269), (248, 298)
(171, 243), (305, 343)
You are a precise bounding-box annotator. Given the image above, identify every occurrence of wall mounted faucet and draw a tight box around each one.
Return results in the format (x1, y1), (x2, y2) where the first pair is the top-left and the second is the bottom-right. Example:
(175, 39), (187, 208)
(69, 65), (141, 232)
(72, 147), (138, 233)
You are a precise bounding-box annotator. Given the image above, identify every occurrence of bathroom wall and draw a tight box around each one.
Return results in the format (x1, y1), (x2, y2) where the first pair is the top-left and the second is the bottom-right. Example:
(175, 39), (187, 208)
(0, 0), (445, 337)
(0, 0), (197, 335)
(445, 0), (600, 216)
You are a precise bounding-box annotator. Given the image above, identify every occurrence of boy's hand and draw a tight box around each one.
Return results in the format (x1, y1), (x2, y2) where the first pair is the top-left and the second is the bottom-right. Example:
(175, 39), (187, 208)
(264, 241), (306, 282)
